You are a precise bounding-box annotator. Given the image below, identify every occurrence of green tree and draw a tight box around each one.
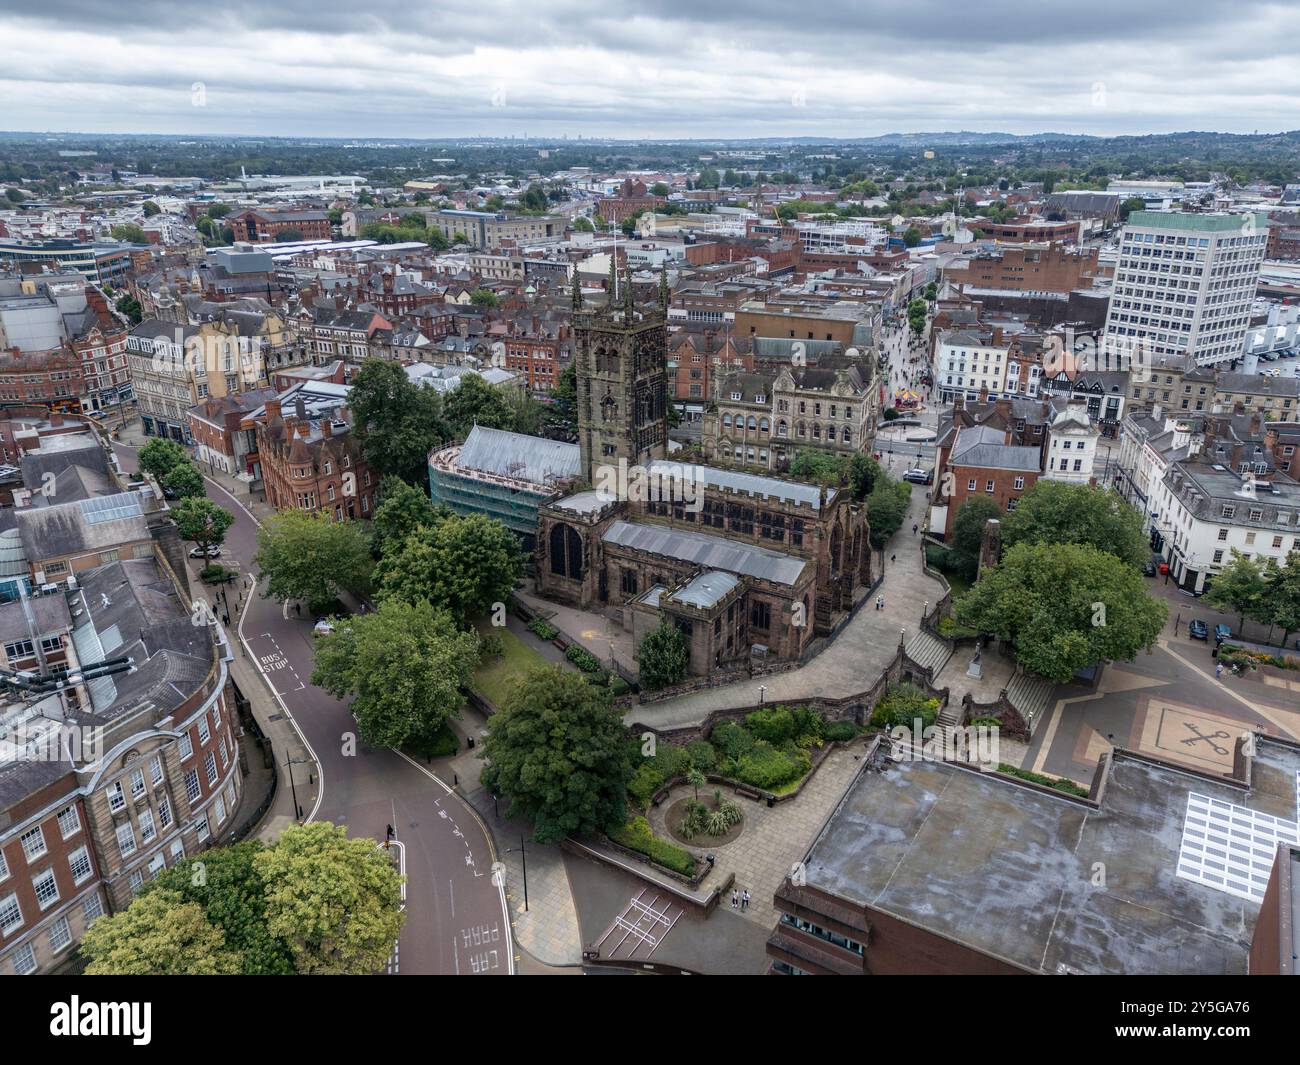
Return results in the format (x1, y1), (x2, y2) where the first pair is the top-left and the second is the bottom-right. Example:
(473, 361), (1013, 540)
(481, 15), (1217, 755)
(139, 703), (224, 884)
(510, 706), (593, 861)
(470, 287), (500, 308)
(162, 461), (206, 499)
(253, 510), (373, 613)
(142, 200), (161, 217)
(114, 292), (143, 325)
(347, 358), (447, 484)
(1203, 549), (1269, 630)
(1119, 196), (1147, 222)
(371, 476), (445, 556)
(789, 448), (845, 486)
(82, 889), (241, 975)
(637, 622), (689, 690)
(480, 665), (633, 844)
(110, 223), (148, 244)
(1263, 551), (1300, 644)
(172, 496), (234, 557)
(312, 598), (478, 748)
(1003, 481), (1147, 568)
(138, 437), (190, 480)
(375, 513), (522, 625)
(868, 476), (911, 549)
(572, 216), (595, 233)
(253, 822), (406, 976)
(954, 542), (1168, 682)
(4, 187), (25, 204)
(949, 496), (1002, 579)
(650, 182), (670, 196)
(443, 372), (515, 437)
(902, 226), (922, 248)
(147, 841), (294, 975)
(848, 453), (884, 500)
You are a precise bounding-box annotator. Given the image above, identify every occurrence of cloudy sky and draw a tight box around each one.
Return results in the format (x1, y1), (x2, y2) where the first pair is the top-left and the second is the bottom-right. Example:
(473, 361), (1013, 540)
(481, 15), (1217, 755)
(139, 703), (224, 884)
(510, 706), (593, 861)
(1, 1), (1297, 139)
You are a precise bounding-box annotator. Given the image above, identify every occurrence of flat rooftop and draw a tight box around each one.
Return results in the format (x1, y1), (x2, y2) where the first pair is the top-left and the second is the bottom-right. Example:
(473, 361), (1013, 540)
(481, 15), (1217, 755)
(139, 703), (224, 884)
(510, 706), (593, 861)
(801, 738), (1300, 974)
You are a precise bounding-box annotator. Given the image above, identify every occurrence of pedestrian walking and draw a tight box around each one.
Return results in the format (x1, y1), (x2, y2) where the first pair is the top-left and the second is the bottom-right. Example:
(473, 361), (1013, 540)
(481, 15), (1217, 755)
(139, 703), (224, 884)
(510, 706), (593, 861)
(731, 889), (739, 910)
(1215, 662), (1224, 678)
(890, 553), (896, 564)
(876, 595), (883, 611)
(912, 523), (919, 535)
(741, 889), (750, 911)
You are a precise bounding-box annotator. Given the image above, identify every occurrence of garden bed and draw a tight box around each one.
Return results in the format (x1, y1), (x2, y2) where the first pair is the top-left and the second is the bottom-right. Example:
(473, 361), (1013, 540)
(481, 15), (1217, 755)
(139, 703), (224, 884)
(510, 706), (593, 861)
(663, 795), (745, 848)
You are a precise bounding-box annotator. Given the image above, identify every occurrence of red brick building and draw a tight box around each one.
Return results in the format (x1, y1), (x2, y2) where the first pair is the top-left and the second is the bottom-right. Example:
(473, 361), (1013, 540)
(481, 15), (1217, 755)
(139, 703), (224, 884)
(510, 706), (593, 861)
(252, 391), (377, 520)
(227, 209), (332, 244)
(595, 178), (665, 225)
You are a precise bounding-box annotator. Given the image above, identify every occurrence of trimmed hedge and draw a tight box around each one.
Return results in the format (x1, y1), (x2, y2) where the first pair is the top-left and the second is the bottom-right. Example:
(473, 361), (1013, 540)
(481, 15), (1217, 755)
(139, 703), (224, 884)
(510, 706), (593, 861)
(526, 618), (559, 641)
(609, 817), (696, 876)
(565, 644), (602, 673)
(997, 763), (1089, 798)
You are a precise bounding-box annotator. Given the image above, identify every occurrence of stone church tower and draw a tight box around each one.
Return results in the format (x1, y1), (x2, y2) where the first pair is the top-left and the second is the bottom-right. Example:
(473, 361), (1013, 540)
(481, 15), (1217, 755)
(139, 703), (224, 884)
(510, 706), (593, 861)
(574, 266), (669, 482)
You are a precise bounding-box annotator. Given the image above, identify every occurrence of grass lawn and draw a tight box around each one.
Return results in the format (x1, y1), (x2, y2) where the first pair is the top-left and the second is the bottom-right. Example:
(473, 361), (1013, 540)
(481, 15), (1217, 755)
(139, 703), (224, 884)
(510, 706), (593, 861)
(471, 623), (551, 708)
(944, 569), (974, 597)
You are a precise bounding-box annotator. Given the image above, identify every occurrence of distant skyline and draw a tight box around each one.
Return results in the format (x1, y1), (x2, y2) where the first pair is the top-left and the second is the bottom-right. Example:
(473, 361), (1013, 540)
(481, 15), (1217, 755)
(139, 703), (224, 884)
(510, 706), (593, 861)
(2, 1), (1298, 140)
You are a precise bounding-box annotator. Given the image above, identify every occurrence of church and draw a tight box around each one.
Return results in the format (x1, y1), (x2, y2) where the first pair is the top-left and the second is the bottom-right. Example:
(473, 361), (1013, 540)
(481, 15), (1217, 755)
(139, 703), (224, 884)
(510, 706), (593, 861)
(530, 275), (874, 674)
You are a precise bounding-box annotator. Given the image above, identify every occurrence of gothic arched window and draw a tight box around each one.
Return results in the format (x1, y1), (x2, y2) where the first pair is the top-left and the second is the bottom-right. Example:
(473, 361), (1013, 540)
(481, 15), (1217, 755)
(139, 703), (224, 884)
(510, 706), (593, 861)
(549, 523), (584, 581)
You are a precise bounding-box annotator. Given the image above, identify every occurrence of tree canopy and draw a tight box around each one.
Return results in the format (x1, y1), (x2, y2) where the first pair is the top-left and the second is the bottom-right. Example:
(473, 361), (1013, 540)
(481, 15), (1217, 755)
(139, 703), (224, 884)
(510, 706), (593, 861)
(637, 622), (689, 690)
(138, 438), (190, 480)
(480, 665), (633, 844)
(82, 889), (242, 975)
(347, 358), (448, 485)
(954, 541), (1168, 682)
(312, 598), (478, 749)
(374, 512), (522, 626)
(443, 372), (515, 438)
(949, 496), (1002, 579)
(253, 822), (405, 976)
(1003, 480), (1147, 568)
(172, 496), (234, 555)
(253, 510), (372, 613)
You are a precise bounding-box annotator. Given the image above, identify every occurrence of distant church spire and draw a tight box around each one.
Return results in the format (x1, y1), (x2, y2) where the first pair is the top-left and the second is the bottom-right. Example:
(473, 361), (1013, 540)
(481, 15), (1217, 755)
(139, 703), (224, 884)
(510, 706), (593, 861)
(607, 249), (617, 312)
(623, 263), (635, 322)
(658, 263), (670, 313)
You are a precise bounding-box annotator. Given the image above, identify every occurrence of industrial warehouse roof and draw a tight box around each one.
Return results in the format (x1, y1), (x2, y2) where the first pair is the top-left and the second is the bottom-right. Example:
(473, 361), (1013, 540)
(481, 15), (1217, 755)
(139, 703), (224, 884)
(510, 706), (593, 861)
(456, 425), (580, 487)
(645, 459), (831, 511)
(602, 521), (807, 586)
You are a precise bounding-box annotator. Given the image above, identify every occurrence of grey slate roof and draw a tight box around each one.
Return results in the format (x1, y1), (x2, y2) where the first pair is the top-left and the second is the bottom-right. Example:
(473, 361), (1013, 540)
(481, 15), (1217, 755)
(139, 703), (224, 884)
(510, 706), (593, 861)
(646, 459), (831, 511)
(950, 424), (1042, 472)
(15, 491), (147, 562)
(668, 570), (740, 609)
(602, 520), (807, 587)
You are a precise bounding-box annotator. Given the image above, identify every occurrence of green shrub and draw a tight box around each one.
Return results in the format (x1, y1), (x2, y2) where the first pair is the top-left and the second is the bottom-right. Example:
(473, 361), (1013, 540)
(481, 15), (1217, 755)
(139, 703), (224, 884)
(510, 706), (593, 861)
(628, 763), (665, 806)
(735, 741), (803, 790)
(610, 817), (696, 876)
(746, 706), (795, 745)
(685, 740), (716, 772)
(705, 800), (742, 836)
(610, 676), (630, 697)
(823, 719), (856, 743)
(970, 716), (1001, 728)
(565, 644), (601, 672)
(526, 618), (558, 641)
(199, 563), (236, 584)
(790, 706), (824, 739)
(996, 763), (1089, 798)
(870, 682), (941, 730)
(710, 720), (755, 762)
(478, 631), (504, 658)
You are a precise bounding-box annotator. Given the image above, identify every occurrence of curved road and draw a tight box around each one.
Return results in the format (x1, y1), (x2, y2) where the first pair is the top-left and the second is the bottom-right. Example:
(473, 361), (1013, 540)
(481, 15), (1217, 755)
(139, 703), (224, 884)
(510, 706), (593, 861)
(114, 433), (513, 975)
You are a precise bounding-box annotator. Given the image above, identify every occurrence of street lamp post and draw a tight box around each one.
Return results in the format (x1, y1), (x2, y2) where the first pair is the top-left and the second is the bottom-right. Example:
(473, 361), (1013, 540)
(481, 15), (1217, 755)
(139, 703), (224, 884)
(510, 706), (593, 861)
(503, 834), (530, 912)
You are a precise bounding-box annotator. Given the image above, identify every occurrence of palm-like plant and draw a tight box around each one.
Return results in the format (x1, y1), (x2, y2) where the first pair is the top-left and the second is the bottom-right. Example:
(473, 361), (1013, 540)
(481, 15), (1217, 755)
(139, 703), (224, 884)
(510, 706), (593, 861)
(686, 767), (706, 802)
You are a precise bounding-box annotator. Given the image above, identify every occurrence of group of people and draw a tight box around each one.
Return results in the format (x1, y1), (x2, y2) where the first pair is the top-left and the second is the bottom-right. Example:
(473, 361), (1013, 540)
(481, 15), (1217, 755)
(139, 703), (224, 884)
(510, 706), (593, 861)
(730, 888), (751, 912)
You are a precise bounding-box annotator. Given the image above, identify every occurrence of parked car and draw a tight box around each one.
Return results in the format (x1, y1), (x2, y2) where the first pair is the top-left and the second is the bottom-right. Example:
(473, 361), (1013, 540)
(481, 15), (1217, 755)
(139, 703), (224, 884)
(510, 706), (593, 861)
(312, 618), (335, 637)
(902, 467), (933, 485)
(1214, 624), (1233, 645)
(1188, 619), (1209, 640)
(188, 545), (220, 559)
(1142, 560), (1158, 577)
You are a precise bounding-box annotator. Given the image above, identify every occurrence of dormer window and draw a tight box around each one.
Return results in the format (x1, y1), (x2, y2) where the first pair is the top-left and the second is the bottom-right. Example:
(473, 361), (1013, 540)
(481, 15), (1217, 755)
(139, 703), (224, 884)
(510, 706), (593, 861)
(730, 391), (742, 402)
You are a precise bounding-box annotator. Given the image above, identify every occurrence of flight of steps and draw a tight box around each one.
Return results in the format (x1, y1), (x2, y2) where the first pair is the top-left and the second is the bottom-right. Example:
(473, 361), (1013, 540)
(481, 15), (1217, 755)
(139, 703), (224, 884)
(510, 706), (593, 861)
(903, 629), (952, 678)
(1004, 672), (1057, 734)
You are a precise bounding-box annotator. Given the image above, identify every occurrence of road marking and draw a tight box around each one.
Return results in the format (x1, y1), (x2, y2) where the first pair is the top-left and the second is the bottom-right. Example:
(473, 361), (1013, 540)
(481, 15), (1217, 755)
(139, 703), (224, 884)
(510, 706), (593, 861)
(204, 472), (326, 825)
(391, 750), (516, 976)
